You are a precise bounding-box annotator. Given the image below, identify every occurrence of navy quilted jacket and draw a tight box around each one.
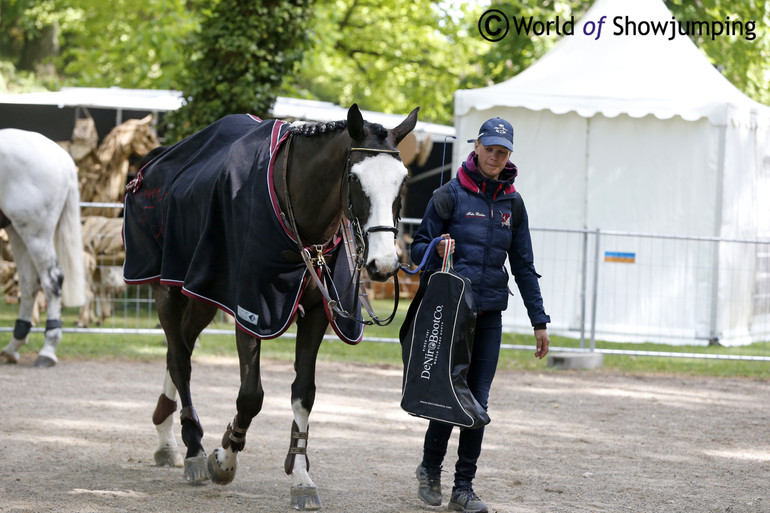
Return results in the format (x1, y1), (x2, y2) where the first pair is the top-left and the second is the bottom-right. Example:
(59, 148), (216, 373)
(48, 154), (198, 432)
(411, 152), (550, 327)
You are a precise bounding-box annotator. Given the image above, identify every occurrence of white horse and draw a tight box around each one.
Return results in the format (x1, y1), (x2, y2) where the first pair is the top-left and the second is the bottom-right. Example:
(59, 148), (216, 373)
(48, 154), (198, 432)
(0, 129), (86, 367)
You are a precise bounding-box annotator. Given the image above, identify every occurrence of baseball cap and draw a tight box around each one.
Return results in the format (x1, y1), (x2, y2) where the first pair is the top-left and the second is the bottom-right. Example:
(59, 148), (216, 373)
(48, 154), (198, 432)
(467, 118), (514, 152)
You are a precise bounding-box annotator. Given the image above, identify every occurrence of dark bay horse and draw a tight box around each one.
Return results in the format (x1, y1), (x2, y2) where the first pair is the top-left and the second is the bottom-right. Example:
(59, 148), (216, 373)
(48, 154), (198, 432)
(122, 104), (418, 509)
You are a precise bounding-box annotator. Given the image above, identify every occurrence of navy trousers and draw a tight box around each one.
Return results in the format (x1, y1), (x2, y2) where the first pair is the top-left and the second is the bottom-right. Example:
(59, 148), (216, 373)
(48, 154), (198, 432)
(421, 310), (503, 488)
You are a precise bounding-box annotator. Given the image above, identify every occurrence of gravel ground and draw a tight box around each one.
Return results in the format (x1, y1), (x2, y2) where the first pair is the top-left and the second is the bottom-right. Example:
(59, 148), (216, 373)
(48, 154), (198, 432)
(1, 355), (768, 513)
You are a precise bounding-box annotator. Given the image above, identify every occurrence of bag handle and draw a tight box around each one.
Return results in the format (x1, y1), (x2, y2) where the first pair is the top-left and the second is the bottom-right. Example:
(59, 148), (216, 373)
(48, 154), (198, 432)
(441, 237), (453, 272)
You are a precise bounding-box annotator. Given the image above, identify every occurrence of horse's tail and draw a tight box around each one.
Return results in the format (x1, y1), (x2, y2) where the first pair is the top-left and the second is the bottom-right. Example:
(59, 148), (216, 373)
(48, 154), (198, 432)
(55, 163), (87, 307)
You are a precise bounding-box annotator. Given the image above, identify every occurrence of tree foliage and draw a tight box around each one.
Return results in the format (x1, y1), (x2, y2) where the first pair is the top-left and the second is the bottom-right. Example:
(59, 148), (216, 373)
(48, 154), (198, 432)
(0, 0), (197, 89)
(163, 0), (313, 141)
(665, 0), (770, 105)
(1, 0), (767, 126)
(281, 0), (487, 125)
(463, 0), (594, 91)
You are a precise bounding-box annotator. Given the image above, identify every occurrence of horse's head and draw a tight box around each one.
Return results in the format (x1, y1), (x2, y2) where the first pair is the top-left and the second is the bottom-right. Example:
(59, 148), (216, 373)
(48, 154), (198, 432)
(344, 104), (419, 282)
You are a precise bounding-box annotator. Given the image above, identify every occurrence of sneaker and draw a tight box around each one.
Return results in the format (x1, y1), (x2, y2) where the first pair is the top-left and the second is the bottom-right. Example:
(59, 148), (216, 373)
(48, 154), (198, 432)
(415, 463), (442, 506)
(448, 485), (488, 513)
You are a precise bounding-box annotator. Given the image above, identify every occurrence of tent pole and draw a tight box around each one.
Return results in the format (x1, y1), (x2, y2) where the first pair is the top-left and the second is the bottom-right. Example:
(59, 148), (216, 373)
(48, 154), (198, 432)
(708, 122), (728, 344)
(580, 116), (592, 348)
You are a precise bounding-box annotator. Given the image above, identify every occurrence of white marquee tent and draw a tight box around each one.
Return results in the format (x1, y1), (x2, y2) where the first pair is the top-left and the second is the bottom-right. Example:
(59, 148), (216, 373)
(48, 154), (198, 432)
(454, 0), (770, 345)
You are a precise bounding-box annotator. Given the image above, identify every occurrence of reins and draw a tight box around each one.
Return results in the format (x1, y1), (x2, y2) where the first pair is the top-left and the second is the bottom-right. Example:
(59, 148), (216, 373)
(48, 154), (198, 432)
(281, 137), (402, 326)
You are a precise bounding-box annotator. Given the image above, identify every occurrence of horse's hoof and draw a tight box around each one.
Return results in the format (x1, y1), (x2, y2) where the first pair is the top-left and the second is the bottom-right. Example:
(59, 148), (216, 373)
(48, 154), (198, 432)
(0, 350), (19, 364)
(184, 455), (210, 485)
(154, 447), (183, 468)
(33, 355), (57, 368)
(207, 448), (237, 485)
(291, 485), (322, 510)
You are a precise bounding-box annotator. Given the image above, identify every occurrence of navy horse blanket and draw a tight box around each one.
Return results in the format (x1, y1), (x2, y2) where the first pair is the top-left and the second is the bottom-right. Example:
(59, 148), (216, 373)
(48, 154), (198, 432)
(123, 114), (363, 343)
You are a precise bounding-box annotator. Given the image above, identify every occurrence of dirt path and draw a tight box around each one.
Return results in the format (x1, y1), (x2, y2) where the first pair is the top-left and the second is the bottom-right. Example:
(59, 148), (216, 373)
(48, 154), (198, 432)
(1, 356), (768, 512)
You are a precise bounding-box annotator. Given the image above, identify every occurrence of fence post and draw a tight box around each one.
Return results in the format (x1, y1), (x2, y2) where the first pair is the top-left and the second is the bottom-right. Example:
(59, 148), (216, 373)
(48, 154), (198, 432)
(590, 228), (601, 351)
(579, 228), (589, 349)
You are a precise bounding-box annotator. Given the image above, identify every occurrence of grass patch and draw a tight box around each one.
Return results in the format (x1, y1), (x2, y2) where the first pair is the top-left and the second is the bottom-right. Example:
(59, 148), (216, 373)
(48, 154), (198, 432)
(2, 299), (769, 379)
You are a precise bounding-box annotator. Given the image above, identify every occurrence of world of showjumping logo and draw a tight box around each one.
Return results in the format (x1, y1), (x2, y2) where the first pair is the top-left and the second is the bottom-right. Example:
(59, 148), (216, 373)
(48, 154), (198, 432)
(478, 9), (758, 42)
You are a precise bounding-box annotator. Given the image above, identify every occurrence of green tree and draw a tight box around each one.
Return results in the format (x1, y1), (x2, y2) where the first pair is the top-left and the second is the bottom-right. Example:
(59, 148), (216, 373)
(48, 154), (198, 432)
(163, 0), (313, 141)
(666, 0), (770, 105)
(463, 0), (594, 91)
(282, 0), (488, 125)
(54, 0), (198, 90)
(0, 0), (197, 90)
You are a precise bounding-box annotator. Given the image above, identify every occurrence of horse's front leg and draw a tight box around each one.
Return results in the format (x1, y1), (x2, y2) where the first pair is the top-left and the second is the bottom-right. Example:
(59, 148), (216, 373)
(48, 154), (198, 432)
(285, 303), (327, 510)
(207, 329), (264, 486)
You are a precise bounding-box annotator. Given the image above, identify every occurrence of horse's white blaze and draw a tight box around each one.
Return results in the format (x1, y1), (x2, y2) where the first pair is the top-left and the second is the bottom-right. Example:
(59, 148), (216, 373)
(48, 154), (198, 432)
(290, 398), (316, 488)
(351, 154), (407, 274)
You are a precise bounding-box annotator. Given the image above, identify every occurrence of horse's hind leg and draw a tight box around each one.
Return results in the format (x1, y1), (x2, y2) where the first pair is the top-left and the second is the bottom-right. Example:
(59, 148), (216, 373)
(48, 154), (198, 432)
(3, 227), (64, 367)
(0, 237), (39, 364)
(153, 283), (216, 484)
(153, 370), (184, 468)
(285, 304), (328, 510)
(207, 329), (264, 486)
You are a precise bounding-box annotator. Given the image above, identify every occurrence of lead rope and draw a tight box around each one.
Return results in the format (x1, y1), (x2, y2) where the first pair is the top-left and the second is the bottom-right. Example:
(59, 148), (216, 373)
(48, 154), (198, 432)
(399, 236), (443, 274)
(398, 134), (455, 274)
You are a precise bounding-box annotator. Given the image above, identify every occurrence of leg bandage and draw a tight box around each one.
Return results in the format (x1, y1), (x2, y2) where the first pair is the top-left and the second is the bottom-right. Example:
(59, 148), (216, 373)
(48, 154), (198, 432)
(13, 319), (32, 340)
(45, 319), (63, 331)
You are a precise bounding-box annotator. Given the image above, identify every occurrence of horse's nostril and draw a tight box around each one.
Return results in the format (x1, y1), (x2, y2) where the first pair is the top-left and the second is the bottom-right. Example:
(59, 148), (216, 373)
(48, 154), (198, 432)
(366, 259), (398, 282)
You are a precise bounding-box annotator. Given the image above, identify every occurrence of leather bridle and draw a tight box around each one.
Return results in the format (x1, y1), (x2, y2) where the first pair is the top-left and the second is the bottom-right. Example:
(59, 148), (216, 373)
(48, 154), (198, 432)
(281, 136), (403, 326)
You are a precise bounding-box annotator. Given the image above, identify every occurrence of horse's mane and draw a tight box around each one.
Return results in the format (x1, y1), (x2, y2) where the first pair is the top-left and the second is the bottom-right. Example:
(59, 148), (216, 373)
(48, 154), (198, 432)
(288, 119), (390, 140)
(289, 120), (347, 137)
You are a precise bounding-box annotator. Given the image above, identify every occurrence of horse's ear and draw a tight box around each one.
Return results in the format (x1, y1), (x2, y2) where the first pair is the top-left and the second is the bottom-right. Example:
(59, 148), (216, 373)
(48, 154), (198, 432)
(347, 104), (366, 141)
(390, 107), (420, 146)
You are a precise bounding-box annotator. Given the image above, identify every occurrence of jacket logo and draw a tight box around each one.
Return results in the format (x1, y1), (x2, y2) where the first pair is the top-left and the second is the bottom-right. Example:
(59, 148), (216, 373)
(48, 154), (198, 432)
(465, 211), (486, 219)
(501, 213), (511, 227)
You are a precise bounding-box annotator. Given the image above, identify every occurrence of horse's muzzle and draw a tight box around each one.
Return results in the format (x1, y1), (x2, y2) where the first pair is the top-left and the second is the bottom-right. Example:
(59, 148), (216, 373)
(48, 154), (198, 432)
(365, 259), (399, 282)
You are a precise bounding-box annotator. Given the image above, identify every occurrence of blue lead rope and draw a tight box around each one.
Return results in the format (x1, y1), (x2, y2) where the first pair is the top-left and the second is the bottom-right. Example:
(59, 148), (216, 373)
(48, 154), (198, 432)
(399, 236), (444, 275)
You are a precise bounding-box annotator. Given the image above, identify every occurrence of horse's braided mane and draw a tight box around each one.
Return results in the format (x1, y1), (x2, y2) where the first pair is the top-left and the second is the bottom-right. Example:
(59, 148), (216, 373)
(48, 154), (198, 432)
(288, 120), (347, 137)
(288, 120), (390, 140)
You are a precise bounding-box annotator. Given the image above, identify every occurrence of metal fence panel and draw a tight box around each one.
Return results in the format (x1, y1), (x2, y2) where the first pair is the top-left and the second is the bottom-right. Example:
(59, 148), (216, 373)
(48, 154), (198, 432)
(2, 206), (767, 350)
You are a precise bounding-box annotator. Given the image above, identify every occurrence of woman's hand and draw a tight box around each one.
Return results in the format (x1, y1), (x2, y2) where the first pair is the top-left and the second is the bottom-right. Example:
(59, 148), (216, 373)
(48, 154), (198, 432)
(436, 234), (455, 258)
(534, 329), (550, 359)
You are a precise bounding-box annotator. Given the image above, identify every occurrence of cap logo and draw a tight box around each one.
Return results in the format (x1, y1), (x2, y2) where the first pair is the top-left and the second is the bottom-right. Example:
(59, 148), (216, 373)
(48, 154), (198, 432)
(494, 124), (508, 135)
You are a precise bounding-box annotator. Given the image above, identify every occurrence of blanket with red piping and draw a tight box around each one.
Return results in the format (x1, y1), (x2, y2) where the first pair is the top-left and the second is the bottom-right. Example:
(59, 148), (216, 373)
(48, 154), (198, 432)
(122, 114), (363, 343)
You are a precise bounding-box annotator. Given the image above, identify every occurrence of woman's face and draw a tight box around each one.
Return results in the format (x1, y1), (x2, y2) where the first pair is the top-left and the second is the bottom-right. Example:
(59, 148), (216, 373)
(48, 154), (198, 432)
(474, 141), (511, 180)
